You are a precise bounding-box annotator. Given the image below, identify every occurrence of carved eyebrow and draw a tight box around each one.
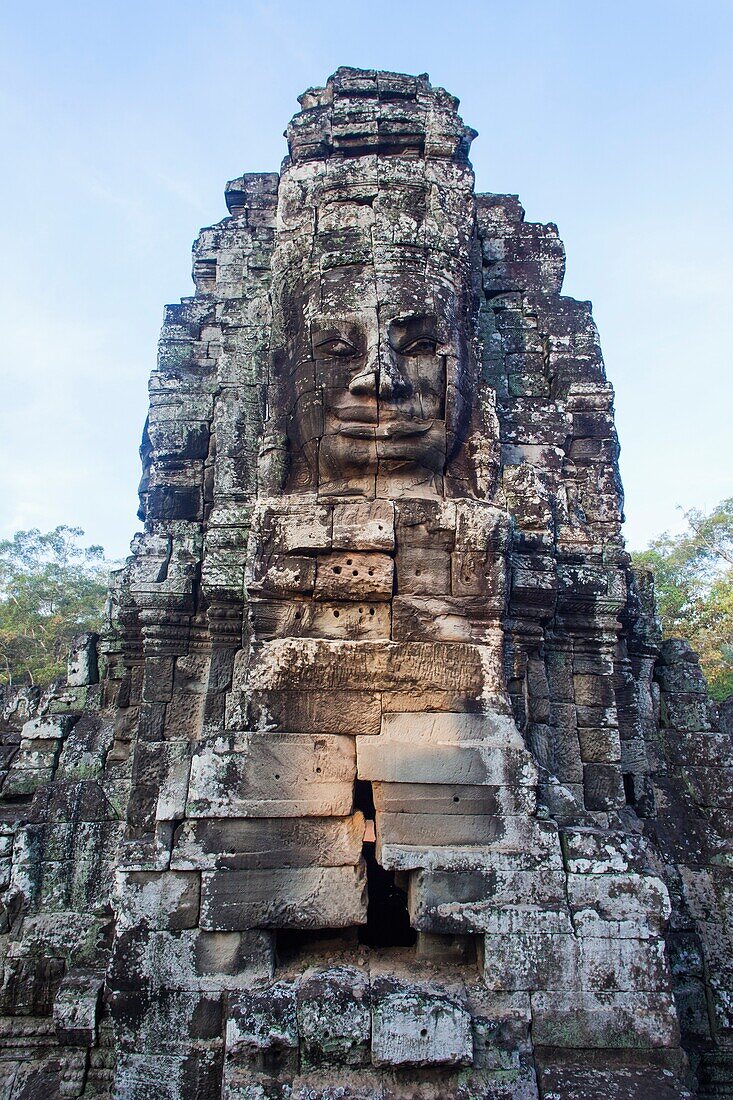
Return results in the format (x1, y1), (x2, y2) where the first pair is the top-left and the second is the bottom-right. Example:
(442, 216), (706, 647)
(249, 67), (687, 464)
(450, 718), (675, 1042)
(387, 314), (439, 348)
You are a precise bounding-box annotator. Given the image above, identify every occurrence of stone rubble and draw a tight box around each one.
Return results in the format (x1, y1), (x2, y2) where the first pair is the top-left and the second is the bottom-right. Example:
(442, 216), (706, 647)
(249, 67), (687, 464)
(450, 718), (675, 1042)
(0, 67), (730, 1098)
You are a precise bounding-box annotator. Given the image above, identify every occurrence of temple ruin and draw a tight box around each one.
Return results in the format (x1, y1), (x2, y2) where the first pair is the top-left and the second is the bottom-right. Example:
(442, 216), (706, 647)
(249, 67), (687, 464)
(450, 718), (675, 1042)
(0, 66), (732, 1099)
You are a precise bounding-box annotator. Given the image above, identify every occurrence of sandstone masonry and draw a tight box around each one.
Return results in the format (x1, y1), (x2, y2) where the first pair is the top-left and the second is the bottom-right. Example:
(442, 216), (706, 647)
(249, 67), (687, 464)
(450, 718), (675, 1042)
(0, 68), (731, 1100)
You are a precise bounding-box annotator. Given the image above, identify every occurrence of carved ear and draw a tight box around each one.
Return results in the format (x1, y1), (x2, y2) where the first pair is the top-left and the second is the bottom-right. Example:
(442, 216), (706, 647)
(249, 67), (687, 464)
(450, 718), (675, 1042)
(258, 434), (289, 496)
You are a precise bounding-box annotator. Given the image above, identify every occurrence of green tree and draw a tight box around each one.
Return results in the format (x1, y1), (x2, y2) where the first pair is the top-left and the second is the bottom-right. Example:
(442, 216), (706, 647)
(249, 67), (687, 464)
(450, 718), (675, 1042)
(0, 526), (111, 687)
(632, 498), (733, 700)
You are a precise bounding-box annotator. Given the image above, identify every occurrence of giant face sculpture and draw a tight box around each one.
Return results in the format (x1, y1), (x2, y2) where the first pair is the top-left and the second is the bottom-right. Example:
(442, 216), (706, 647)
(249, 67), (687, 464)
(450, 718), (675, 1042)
(313, 304), (447, 485)
(280, 273), (468, 497)
(267, 122), (479, 500)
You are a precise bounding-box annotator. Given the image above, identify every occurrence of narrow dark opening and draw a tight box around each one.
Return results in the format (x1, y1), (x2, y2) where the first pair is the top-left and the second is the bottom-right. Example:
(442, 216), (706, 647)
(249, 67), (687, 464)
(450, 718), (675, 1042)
(355, 779), (416, 948)
(622, 772), (636, 806)
(358, 843), (416, 947)
(275, 927), (359, 966)
(355, 778), (375, 818)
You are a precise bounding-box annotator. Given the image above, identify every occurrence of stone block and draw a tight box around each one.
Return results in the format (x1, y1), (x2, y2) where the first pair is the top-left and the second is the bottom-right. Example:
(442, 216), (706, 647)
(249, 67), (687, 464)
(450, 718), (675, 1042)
(483, 931), (579, 991)
(244, 688), (382, 735)
(114, 1051), (224, 1100)
(573, 672), (615, 707)
(250, 598), (391, 641)
(143, 657), (175, 703)
(392, 595), (504, 642)
(247, 553), (317, 598)
(314, 552), (394, 600)
(408, 867), (567, 934)
(20, 715), (73, 742)
(357, 739), (536, 787)
(379, 819), (562, 872)
(579, 936), (671, 993)
(372, 782), (534, 816)
(395, 498), (456, 548)
(110, 927), (274, 992)
(115, 871), (201, 931)
(377, 811), (542, 848)
(681, 765), (733, 807)
(2, 765), (55, 797)
(561, 828), (654, 875)
(395, 548), (451, 596)
(53, 970), (103, 1046)
(665, 731), (733, 769)
(380, 710), (521, 746)
(333, 500), (395, 550)
(30, 856), (113, 913)
(451, 551), (505, 597)
(530, 990), (680, 1049)
(297, 965), (371, 1067)
(130, 741), (191, 822)
(583, 762), (625, 810)
(171, 814), (365, 869)
(187, 733), (356, 817)
(245, 639), (501, 695)
(200, 864), (367, 929)
(454, 501), (507, 551)
(660, 693), (714, 732)
(111, 988), (223, 1054)
(535, 1059), (691, 1100)
(259, 503), (333, 553)
(164, 690), (206, 741)
(577, 726), (621, 764)
(478, 907), (574, 935)
(567, 873), (671, 939)
(225, 983), (299, 1077)
(371, 984), (473, 1067)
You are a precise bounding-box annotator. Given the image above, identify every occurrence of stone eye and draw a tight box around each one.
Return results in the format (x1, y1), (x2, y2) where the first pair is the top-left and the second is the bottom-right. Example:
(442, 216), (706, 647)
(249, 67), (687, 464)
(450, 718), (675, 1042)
(399, 337), (438, 356)
(316, 338), (357, 358)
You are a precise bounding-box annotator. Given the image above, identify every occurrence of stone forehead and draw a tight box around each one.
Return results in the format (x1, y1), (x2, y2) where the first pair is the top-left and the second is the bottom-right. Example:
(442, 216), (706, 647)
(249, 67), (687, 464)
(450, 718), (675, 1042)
(273, 72), (478, 304)
(286, 66), (477, 165)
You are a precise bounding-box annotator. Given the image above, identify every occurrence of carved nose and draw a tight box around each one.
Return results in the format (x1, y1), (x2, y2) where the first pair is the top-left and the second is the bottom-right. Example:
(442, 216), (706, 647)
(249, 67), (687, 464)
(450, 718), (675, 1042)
(348, 369), (377, 396)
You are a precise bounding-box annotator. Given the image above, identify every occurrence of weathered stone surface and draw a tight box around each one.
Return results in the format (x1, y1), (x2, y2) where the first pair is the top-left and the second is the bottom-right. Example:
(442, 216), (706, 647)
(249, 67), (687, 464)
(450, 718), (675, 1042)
(371, 984), (473, 1067)
(380, 710), (522, 746)
(372, 782), (535, 816)
(115, 871), (201, 931)
(199, 865), (368, 929)
(296, 965), (371, 1067)
(359, 738), (537, 788)
(186, 733), (356, 817)
(314, 552), (394, 601)
(53, 970), (103, 1046)
(171, 813), (366, 869)
(0, 65), (723, 1100)
(530, 990), (680, 1049)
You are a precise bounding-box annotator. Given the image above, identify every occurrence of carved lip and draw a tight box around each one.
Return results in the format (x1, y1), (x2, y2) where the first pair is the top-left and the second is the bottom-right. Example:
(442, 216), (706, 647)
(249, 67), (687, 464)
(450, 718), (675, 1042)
(338, 420), (435, 440)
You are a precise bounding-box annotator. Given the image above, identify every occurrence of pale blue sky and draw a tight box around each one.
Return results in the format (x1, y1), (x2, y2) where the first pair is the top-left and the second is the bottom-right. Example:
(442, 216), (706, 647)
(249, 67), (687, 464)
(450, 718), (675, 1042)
(1, 0), (731, 559)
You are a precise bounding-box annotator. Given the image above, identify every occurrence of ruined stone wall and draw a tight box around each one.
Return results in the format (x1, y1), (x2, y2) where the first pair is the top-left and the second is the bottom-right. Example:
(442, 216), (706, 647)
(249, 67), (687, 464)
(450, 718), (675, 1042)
(0, 67), (731, 1100)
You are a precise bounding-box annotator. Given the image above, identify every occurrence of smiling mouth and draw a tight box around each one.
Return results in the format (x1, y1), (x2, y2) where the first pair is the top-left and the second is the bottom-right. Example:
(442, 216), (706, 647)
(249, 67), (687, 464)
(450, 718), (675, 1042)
(338, 420), (435, 439)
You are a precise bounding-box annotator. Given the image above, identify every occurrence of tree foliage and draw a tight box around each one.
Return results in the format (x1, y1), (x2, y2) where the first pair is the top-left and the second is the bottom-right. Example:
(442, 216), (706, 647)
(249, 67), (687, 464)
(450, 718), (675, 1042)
(632, 498), (733, 700)
(0, 526), (111, 687)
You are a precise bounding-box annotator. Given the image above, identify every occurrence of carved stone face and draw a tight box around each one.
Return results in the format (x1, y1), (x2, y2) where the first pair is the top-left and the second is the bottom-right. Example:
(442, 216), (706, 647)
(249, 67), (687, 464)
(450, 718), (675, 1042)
(280, 268), (468, 498)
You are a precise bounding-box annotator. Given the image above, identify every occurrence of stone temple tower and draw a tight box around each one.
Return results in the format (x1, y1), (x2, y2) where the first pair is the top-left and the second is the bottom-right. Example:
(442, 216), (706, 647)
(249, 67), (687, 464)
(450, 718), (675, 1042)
(1, 67), (732, 1100)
